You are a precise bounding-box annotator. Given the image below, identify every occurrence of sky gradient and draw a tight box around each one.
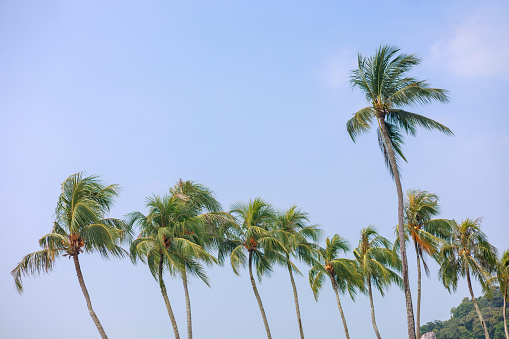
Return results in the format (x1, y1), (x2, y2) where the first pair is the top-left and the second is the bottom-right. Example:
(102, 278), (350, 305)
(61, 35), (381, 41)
(1, 1), (508, 338)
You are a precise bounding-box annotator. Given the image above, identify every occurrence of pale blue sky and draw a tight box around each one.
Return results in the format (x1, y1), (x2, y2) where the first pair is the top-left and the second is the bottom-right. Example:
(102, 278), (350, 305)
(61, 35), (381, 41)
(1, 1), (508, 338)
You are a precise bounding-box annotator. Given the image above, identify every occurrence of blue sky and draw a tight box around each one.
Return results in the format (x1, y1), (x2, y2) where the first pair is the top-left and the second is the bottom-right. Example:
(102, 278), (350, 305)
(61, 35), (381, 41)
(1, 1), (508, 338)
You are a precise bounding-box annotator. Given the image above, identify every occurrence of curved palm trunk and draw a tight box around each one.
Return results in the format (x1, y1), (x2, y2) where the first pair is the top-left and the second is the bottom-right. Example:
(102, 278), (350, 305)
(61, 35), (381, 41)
(414, 243), (422, 339)
(182, 270), (192, 339)
(330, 276), (351, 339)
(503, 286), (508, 339)
(249, 251), (272, 339)
(158, 255), (181, 339)
(72, 255), (108, 339)
(368, 279), (382, 339)
(286, 255), (305, 339)
(378, 117), (416, 339)
(466, 269), (490, 339)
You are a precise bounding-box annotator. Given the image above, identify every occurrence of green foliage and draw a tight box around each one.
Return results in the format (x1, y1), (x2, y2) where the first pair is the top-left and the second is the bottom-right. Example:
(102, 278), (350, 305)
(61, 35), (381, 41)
(11, 173), (127, 293)
(347, 44), (452, 176)
(421, 288), (509, 339)
(129, 180), (221, 284)
(219, 198), (288, 281)
(308, 234), (362, 300)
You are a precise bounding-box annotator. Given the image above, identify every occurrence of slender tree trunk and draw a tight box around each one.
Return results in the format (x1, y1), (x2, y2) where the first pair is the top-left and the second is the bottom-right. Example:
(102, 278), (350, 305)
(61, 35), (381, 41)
(415, 243), (422, 339)
(249, 251), (272, 339)
(503, 286), (508, 339)
(286, 255), (305, 339)
(182, 270), (192, 339)
(330, 276), (351, 339)
(72, 255), (108, 339)
(159, 255), (180, 339)
(466, 269), (490, 339)
(378, 117), (416, 339)
(368, 279), (382, 339)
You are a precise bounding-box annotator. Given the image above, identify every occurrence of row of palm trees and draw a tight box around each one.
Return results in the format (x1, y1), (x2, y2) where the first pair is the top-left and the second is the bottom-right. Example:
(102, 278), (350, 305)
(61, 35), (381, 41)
(11, 173), (509, 339)
(10, 44), (507, 339)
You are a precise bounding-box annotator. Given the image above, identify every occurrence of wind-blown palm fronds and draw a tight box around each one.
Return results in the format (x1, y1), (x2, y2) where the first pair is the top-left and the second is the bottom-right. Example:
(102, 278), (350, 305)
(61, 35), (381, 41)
(218, 198), (286, 339)
(309, 235), (361, 339)
(439, 218), (497, 339)
(129, 180), (221, 339)
(354, 226), (402, 339)
(274, 206), (322, 339)
(11, 173), (127, 339)
(399, 189), (451, 339)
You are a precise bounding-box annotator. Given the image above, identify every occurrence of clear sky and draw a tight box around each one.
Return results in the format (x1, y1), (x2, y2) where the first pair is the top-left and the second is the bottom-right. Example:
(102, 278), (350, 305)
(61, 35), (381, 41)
(1, 1), (508, 338)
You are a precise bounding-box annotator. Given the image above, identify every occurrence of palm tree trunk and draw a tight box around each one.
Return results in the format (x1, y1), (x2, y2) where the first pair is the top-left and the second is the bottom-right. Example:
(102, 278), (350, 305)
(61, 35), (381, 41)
(72, 254), (108, 339)
(286, 255), (305, 339)
(159, 254), (180, 339)
(503, 286), (508, 339)
(249, 251), (272, 339)
(72, 255), (108, 339)
(182, 270), (192, 339)
(415, 243), (422, 339)
(368, 279), (382, 339)
(378, 117), (416, 339)
(466, 268), (490, 339)
(331, 276), (351, 339)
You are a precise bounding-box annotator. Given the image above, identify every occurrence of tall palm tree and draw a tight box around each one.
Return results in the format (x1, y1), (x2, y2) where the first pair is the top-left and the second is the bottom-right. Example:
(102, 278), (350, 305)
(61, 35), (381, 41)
(347, 44), (453, 339)
(439, 218), (497, 339)
(354, 226), (402, 339)
(309, 234), (362, 339)
(168, 179), (227, 339)
(488, 249), (509, 339)
(402, 189), (452, 338)
(11, 173), (127, 339)
(219, 198), (286, 339)
(129, 189), (217, 339)
(274, 206), (322, 339)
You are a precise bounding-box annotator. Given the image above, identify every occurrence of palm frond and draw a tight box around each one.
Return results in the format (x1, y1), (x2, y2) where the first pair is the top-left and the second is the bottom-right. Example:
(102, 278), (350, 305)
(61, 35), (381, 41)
(346, 107), (375, 142)
(11, 249), (57, 293)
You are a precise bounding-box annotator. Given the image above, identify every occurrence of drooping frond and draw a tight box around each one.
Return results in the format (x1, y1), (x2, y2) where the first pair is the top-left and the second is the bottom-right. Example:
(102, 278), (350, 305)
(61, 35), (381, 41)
(377, 121), (406, 178)
(387, 81), (449, 107)
(346, 107), (375, 142)
(387, 110), (453, 136)
(11, 249), (57, 293)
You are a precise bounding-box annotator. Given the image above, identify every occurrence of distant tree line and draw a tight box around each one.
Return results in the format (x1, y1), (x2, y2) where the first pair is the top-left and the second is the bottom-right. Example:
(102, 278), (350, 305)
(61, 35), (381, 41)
(421, 287), (509, 339)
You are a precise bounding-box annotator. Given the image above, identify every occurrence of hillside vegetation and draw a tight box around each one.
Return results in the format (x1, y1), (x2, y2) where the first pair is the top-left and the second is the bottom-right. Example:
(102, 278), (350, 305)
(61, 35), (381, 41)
(421, 288), (508, 338)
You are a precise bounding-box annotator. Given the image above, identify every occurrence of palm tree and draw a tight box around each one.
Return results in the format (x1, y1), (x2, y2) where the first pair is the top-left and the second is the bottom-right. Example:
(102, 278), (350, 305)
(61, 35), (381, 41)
(274, 206), (322, 339)
(168, 179), (227, 339)
(309, 234), (362, 339)
(488, 249), (509, 339)
(354, 226), (402, 339)
(439, 218), (497, 339)
(11, 173), (127, 339)
(347, 44), (453, 339)
(402, 189), (452, 338)
(219, 198), (286, 339)
(129, 188), (217, 339)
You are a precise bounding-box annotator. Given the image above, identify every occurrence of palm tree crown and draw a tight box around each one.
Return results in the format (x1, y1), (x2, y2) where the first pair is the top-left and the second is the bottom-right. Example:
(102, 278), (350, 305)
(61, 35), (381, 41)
(12, 173), (126, 292)
(439, 218), (497, 339)
(309, 235), (361, 339)
(347, 45), (453, 173)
